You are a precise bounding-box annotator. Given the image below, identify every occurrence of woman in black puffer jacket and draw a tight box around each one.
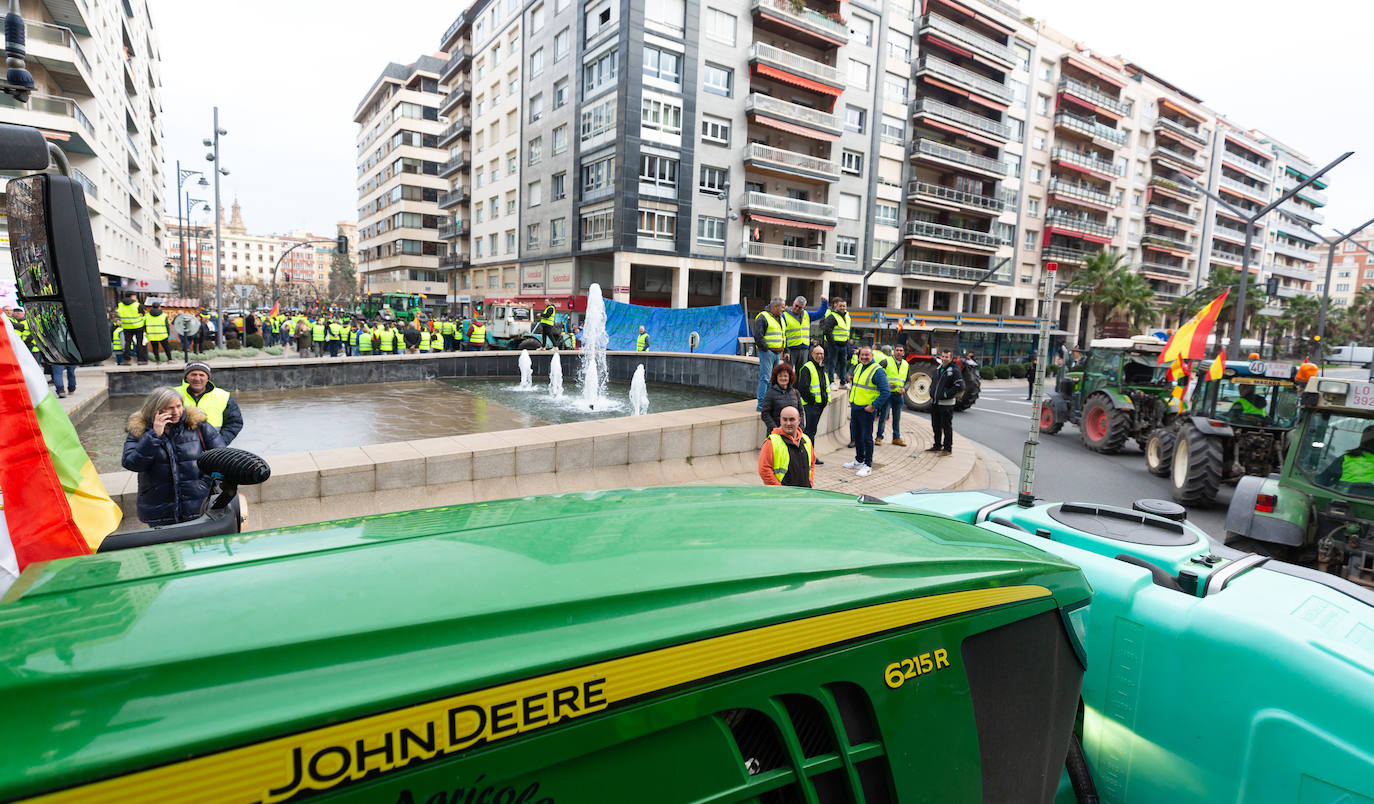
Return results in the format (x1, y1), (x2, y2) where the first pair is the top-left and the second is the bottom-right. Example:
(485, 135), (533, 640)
(122, 386), (227, 525)
(760, 361), (804, 434)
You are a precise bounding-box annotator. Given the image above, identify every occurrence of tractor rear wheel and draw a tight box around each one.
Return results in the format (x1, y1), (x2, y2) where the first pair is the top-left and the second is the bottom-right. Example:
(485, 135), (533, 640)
(1144, 428), (1176, 477)
(1171, 424), (1224, 506)
(1040, 401), (1063, 435)
(1080, 394), (1130, 453)
(904, 361), (938, 412)
(518, 337), (543, 351)
(953, 366), (982, 411)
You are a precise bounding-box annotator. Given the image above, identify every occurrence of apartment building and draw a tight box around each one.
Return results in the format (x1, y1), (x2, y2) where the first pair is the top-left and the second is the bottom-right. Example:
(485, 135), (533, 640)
(163, 200), (356, 295)
(353, 56), (450, 310)
(0, 0), (166, 302)
(423, 0), (1330, 351)
(1328, 232), (1374, 307)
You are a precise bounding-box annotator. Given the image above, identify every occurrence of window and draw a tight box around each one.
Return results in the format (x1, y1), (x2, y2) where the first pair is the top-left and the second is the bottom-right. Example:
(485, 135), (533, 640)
(844, 105), (866, 133)
(849, 15), (872, 45)
(1027, 198), (1040, 217)
(585, 0), (613, 40)
(530, 47), (545, 77)
(584, 49), (619, 94)
(527, 223), (542, 248)
(507, 150), (518, 175)
(552, 171), (566, 200)
(488, 196), (499, 217)
(997, 223), (1015, 245)
(1030, 165), (1044, 184)
(704, 8), (736, 45)
(1031, 130), (1047, 150)
(641, 97), (683, 133)
(528, 180), (542, 206)
(874, 203), (898, 226)
(637, 208), (676, 239)
(554, 28), (570, 61)
(1003, 153), (1021, 178)
(475, 238), (485, 258)
(507, 194), (517, 215)
(529, 93), (545, 122)
(1024, 229), (1038, 249)
(1365, 269), (1374, 279)
(639, 154), (678, 188)
(506, 230), (516, 253)
(507, 72), (518, 95)
(1036, 94), (1050, 115)
(530, 3), (545, 31)
(580, 97), (616, 141)
(644, 45), (681, 85)
(552, 125), (567, 154)
(883, 74), (907, 103)
(550, 217), (568, 247)
(888, 30), (912, 62)
(839, 192), (861, 220)
(582, 207), (615, 241)
(848, 59), (870, 90)
(475, 201), (486, 223)
(1012, 44), (1031, 72)
(1040, 60), (1054, 81)
(1132, 192), (1143, 208)
(841, 150), (863, 175)
(699, 165), (728, 192)
(582, 153), (616, 194)
(554, 78), (569, 108)
(701, 116), (730, 145)
(685, 215), (722, 246)
(880, 114), (903, 144)
(837, 236), (858, 261)
(703, 63), (733, 96)
(528, 136), (543, 165)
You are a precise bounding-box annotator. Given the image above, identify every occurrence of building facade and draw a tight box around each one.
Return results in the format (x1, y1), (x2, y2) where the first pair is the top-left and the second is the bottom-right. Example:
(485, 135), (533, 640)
(353, 56), (450, 310)
(0, 0), (166, 302)
(415, 0), (1331, 353)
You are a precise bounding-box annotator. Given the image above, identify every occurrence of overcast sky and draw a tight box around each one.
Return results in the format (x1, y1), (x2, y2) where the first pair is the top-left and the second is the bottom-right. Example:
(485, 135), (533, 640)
(154, 0), (1371, 238)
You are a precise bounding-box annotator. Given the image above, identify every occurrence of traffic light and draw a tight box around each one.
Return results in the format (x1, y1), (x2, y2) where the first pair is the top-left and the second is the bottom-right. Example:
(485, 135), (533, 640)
(337, 235), (349, 253)
(474, 299), (484, 315)
(1265, 276), (1279, 297)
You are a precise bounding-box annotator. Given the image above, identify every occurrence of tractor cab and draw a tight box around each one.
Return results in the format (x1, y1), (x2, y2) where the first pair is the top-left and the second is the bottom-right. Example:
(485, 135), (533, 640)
(1190, 361), (1301, 431)
(1040, 337), (1174, 456)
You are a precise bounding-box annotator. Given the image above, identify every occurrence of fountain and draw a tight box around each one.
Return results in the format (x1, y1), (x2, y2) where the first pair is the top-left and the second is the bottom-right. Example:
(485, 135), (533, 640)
(516, 349), (533, 390)
(549, 351), (564, 399)
(629, 364), (650, 416)
(578, 284), (611, 409)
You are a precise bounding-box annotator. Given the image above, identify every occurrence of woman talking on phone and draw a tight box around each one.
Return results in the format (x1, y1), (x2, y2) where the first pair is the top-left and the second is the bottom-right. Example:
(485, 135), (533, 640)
(121, 386), (227, 526)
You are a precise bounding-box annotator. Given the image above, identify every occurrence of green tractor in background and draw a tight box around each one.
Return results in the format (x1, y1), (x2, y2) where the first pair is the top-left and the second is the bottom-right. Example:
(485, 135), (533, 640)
(1145, 359), (1303, 506)
(1039, 336), (1176, 454)
(1224, 376), (1374, 584)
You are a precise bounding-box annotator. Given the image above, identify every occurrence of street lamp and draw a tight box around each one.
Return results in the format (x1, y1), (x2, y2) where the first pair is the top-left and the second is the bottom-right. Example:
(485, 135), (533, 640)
(1173, 150), (1351, 355)
(204, 108), (230, 347)
(270, 239), (338, 309)
(174, 163), (209, 298)
(709, 178), (734, 306)
(1314, 218), (1374, 361)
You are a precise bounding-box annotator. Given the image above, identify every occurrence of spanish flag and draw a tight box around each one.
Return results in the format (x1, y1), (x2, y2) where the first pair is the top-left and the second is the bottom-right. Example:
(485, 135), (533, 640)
(268, 299), (280, 319)
(1166, 355), (1187, 382)
(1159, 290), (1229, 365)
(0, 315), (120, 597)
(1208, 350), (1226, 380)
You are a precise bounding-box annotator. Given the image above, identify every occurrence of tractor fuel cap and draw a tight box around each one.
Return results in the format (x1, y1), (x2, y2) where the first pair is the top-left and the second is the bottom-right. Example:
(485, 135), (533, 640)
(1133, 499), (1188, 522)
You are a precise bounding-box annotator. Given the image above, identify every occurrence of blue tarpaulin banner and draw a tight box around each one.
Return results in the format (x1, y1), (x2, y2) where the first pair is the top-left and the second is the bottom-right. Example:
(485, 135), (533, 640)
(603, 300), (748, 354)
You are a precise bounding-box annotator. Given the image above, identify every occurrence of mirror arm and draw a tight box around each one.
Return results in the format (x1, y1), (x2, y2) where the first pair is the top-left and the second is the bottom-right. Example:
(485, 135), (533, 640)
(46, 141), (68, 176)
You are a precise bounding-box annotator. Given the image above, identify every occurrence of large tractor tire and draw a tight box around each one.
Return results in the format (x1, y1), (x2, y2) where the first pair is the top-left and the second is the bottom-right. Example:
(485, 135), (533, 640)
(1144, 428), (1175, 477)
(517, 337), (543, 351)
(953, 365), (982, 411)
(903, 360), (938, 412)
(1171, 423), (1224, 506)
(1080, 394), (1130, 453)
(1039, 401), (1063, 435)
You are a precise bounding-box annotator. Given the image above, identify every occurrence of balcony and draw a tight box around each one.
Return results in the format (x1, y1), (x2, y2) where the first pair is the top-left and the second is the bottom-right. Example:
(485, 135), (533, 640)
(440, 81), (471, 115)
(1282, 178), (1327, 206)
(438, 116), (472, 147)
(913, 97), (1010, 141)
(906, 181), (1005, 215)
(440, 10), (471, 52)
(740, 191), (836, 225)
(1144, 204), (1197, 225)
(1141, 232), (1193, 252)
(1050, 147), (1120, 179)
(902, 260), (993, 282)
(1057, 77), (1128, 116)
(748, 42), (844, 90)
(918, 14), (1015, 68)
(1210, 248), (1243, 265)
(1148, 175), (1198, 200)
(913, 55), (1011, 104)
(1045, 211), (1117, 239)
(1272, 239), (1314, 261)
(0, 91), (95, 154)
(1042, 244), (1098, 265)
(1276, 285), (1316, 299)
(442, 44), (473, 82)
(437, 220), (466, 239)
(1211, 223), (1250, 244)
(904, 220), (1001, 250)
(910, 138), (1005, 178)
(438, 186), (470, 209)
(1222, 149), (1271, 181)
(743, 241), (831, 268)
(1047, 179), (1113, 209)
(1052, 111), (1127, 147)
(1278, 198), (1324, 226)
(1218, 175), (1267, 203)
(439, 252), (470, 268)
(1141, 261), (1192, 279)
(1269, 262), (1316, 282)
(439, 151), (471, 178)
(751, 0), (849, 49)
(1152, 144), (1205, 174)
(26, 19), (91, 93)
(72, 166), (97, 200)
(745, 92), (842, 138)
(1154, 116), (1207, 147)
(743, 142), (840, 182)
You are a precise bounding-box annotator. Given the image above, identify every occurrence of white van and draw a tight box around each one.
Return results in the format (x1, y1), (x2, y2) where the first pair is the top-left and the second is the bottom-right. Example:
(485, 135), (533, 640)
(1328, 344), (1374, 367)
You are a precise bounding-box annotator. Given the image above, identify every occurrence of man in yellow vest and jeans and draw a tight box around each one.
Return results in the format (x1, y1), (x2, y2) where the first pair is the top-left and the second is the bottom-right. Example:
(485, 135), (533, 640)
(753, 297), (786, 410)
(143, 301), (171, 363)
(822, 297), (851, 388)
(116, 292), (147, 364)
(782, 296), (811, 370)
(757, 406), (814, 488)
(875, 345), (909, 447)
(798, 344), (831, 465)
(843, 346), (889, 478)
(179, 362), (244, 444)
(636, 326), (650, 351)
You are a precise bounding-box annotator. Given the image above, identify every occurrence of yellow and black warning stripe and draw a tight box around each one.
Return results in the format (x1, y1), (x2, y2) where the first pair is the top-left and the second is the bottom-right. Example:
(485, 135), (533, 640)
(25, 585), (1051, 804)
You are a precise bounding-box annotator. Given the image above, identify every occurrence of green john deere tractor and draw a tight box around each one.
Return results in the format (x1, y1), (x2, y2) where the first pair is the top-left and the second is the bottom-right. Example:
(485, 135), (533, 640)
(1224, 375), (1374, 584)
(1145, 360), (1303, 506)
(1040, 337), (1176, 454)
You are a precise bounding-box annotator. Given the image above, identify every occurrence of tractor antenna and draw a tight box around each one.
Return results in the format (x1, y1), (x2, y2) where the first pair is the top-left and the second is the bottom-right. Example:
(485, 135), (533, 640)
(1017, 262), (1058, 507)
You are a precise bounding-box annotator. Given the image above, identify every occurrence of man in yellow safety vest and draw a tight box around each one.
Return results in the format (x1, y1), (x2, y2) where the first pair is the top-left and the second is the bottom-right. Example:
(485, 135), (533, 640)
(115, 292), (147, 364)
(782, 296), (811, 370)
(179, 361), (243, 444)
(467, 319), (487, 351)
(842, 345), (889, 478)
(143, 301), (171, 363)
(636, 326), (650, 351)
(757, 406), (814, 488)
(875, 345), (909, 447)
(753, 297), (785, 410)
(822, 297), (851, 388)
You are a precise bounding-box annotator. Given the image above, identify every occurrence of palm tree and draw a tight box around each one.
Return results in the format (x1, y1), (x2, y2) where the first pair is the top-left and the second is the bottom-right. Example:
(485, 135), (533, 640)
(1276, 294), (1320, 356)
(1102, 271), (1157, 333)
(1199, 266), (1264, 347)
(1071, 250), (1129, 338)
(1350, 285), (1374, 337)
(1163, 293), (1202, 330)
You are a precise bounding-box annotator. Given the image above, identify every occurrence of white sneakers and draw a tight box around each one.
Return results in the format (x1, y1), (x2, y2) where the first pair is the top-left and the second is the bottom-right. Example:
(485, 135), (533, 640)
(842, 460), (861, 469)
(856, 465), (872, 477)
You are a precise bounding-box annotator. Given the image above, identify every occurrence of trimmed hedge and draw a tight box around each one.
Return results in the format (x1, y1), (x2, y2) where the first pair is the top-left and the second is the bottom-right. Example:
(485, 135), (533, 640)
(1009, 363), (1027, 379)
(979, 366), (995, 380)
(245, 333), (265, 349)
(994, 364), (1012, 379)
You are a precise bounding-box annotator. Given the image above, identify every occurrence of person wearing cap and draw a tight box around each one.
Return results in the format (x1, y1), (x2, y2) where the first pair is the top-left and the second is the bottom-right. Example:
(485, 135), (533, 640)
(178, 361), (243, 445)
(143, 301), (171, 363)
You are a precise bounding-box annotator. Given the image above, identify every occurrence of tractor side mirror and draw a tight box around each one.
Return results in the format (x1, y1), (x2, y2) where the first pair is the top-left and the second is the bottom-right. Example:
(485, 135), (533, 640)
(8, 172), (108, 365)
